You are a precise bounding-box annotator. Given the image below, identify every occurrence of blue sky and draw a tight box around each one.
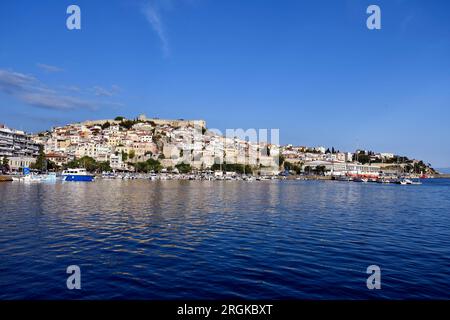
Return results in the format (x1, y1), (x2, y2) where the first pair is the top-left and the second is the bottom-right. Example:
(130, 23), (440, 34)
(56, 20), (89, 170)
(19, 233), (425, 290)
(0, 0), (449, 167)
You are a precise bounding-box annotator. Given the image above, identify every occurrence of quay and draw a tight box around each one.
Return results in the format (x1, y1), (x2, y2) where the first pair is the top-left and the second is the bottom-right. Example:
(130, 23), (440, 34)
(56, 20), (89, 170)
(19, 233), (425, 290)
(0, 175), (13, 182)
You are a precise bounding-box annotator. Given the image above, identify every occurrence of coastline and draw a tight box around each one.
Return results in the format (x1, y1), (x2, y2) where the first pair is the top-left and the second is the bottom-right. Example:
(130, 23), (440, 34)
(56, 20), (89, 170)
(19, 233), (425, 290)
(432, 174), (450, 179)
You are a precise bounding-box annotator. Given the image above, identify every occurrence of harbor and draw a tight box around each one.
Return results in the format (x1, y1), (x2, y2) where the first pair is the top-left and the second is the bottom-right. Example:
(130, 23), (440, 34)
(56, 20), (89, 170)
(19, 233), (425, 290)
(1, 168), (434, 185)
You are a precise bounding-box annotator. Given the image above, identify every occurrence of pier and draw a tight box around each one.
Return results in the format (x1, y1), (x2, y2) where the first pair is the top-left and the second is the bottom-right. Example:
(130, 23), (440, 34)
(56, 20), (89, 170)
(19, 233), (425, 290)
(0, 175), (13, 182)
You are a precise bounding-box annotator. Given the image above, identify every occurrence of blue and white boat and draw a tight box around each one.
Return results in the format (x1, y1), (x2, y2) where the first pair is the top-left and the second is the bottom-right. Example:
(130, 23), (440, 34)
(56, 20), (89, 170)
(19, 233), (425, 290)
(62, 168), (95, 182)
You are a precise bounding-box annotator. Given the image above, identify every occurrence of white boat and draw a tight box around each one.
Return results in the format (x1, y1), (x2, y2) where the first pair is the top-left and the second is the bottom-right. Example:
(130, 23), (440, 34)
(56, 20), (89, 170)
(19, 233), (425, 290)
(101, 172), (117, 179)
(354, 177), (368, 183)
(14, 173), (56, 183)
(36, 173), (57, 182)
(62, 168), (95, 182)
(398, 178), (422, 185)
(336, 176), (352, 181)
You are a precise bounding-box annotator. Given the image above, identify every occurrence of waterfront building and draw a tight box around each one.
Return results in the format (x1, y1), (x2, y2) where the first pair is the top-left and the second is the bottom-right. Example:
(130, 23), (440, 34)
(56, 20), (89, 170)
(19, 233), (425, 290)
(303, 160), (381, 177)
(0, 124), (40, 170)
(45, 152), (68, 167)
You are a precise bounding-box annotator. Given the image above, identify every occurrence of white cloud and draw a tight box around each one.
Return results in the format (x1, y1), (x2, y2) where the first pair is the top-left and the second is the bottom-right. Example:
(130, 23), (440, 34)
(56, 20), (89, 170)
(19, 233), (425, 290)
(141, 1), (170, 57)
(0, 69), (121, 111)
(93, 85), (121, 97)
(36, 63), (65, 73)
(0, 69), (35, 93)
(20, 92), (95, 110)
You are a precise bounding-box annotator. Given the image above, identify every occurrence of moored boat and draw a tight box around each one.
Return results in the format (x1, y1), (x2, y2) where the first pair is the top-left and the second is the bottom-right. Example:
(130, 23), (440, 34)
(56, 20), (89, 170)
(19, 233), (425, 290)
(336, 175), (353, 181)
(62, 168), (95, 182)
(398, 178), (422, 185)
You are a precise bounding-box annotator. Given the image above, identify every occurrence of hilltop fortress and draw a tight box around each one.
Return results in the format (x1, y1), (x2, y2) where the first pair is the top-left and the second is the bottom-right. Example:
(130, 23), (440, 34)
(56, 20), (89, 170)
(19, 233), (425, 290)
(79, 114), (206, 130)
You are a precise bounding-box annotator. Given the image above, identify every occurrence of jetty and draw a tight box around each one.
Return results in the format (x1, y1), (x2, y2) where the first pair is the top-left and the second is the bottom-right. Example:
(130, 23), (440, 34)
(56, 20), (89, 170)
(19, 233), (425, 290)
(0, 175), (13, 182)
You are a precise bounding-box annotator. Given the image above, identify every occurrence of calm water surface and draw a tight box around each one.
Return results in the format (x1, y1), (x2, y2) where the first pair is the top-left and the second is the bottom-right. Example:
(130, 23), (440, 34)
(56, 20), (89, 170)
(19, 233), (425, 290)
(1, 179), (449, 299)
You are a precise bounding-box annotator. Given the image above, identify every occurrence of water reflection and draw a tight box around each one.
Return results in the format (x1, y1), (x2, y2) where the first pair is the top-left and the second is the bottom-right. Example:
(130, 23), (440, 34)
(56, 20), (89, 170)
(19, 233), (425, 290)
(0, 179), (449, 299)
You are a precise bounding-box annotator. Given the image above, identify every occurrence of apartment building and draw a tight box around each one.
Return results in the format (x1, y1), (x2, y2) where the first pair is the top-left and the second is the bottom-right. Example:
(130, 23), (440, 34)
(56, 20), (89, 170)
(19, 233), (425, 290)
(0, 124), (40, 170)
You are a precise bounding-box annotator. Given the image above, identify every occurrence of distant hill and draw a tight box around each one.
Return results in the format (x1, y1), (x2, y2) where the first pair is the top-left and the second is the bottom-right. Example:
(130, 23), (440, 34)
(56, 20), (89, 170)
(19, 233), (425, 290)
(436, 168), (450, 174)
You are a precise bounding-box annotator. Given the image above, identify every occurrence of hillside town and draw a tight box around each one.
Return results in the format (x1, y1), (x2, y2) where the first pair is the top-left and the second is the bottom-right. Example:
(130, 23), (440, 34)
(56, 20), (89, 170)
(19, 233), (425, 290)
(0, 115), (437, 179)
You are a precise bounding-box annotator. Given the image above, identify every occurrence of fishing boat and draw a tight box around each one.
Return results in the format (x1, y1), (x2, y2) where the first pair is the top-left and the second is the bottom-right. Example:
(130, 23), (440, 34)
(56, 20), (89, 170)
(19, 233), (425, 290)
(62, 168), (95, 182)
(354, 177), (368, 183)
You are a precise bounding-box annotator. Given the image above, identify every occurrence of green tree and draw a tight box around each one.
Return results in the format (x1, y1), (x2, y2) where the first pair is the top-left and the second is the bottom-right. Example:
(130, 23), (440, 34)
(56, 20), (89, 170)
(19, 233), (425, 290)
(284, 161), (302, 174)
(353, 151), (370, 164)
(175, 163), (192, 174)
(314, 165), (326, 175)
(120, 120), (136, 130)
(243, 165), (253, 174)
(121, 151), (128, 162)
(1, 156), (10, 173)
(132, 159), (163, 173)
(31, 145), (46, 171)
(65, 158), (80, 169)
(114, 116), (125, 121)
(97, 161), (112, 172)
(278, 154), (285, 167)
(404, 164), (413, 173)
(101, 121), (111, 130)
(46, 160), (59, 171)
(129, 150), (136, 159)
(146, 159), (162, 172)
(76, 156), (97, 172)
(65, 157), (110, 173)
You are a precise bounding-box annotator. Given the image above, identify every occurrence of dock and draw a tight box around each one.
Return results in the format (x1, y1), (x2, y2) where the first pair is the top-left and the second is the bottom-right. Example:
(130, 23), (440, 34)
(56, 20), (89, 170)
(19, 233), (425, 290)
(0, 176), (13, 182)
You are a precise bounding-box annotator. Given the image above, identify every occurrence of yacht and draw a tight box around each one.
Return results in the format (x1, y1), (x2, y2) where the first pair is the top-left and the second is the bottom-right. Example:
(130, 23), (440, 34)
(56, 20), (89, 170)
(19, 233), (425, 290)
(62, 168), (95, 182)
